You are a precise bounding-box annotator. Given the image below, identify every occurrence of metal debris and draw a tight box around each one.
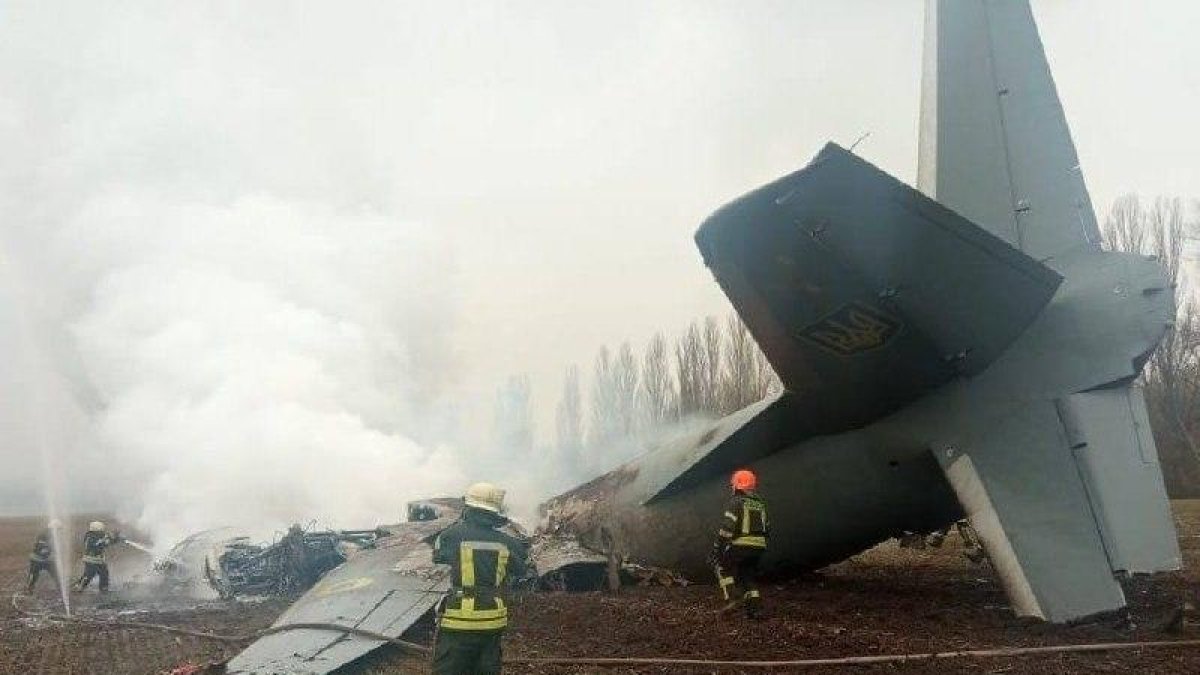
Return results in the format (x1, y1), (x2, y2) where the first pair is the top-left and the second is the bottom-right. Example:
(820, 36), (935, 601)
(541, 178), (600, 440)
(622, 562), (690, 587)
(206, 525), (383, 599)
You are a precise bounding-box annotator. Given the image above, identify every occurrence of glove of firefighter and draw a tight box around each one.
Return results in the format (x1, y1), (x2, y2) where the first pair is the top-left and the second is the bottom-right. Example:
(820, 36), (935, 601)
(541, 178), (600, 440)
(707, 543), (725, 567)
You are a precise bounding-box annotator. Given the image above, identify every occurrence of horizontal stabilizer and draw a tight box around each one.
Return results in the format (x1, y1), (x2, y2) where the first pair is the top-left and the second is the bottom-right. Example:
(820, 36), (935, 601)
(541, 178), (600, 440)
(697, 143), (1061, 433)
(935, 400), (1126, 622)
(1058, 387), (1181, 574)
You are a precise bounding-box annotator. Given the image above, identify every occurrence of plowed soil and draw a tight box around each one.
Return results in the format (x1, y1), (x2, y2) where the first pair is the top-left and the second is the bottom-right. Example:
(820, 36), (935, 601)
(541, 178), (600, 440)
(3, 505), (1200, 675)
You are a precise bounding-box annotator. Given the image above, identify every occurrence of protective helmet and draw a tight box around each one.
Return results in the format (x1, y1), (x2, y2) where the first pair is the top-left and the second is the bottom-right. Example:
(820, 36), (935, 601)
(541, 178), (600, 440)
(463, 482), (506, 514)
(47, 519), (62, 529)
(88, 521), (106, 533)
(730, 469), (757, 492)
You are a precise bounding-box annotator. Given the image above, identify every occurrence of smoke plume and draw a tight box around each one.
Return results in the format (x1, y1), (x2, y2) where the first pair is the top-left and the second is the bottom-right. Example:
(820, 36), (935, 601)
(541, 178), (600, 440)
(53, 192), (464, 545)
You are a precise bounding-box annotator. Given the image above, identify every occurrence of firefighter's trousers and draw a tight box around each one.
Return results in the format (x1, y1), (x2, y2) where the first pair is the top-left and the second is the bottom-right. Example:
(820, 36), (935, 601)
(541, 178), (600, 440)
(432, 628), (504, 675)
(76, 562), (110, 592)
(27, 560), (58, 592)
(716, 547), (763, 618)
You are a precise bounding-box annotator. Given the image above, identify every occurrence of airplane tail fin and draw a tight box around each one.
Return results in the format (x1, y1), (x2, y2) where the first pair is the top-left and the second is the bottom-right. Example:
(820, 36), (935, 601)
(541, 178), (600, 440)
(919, 0), (1102, 263)
(695, 143), (1061, 438)
(935, 386), (1179, 622)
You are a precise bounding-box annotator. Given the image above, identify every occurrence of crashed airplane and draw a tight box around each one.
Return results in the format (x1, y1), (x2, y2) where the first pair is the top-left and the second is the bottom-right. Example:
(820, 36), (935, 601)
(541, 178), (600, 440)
(225, 0), (1180, 672)
(547, 0), (1181, 623)
(550, 0), (1180, 622)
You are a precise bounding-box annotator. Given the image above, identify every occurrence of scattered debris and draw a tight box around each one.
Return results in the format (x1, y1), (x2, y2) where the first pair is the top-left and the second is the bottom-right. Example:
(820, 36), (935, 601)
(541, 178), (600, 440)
(206, 525), (383, 598)
(623, 562), (689, 587)
(407, 503), (438, 522)
(897, 520), (988, 564)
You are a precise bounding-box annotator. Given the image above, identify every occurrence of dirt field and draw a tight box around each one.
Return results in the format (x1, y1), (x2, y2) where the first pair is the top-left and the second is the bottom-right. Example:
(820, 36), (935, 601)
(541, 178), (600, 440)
(3, 506), (1200, 674)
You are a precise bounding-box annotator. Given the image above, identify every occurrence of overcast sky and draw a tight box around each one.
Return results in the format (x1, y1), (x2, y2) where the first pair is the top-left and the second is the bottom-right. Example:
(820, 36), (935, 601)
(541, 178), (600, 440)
(1, 0), (1198, 518)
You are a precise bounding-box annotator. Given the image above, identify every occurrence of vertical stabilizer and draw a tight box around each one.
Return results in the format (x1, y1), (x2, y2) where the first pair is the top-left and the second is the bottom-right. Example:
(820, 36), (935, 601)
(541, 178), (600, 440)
(918, 0), (1101, 262)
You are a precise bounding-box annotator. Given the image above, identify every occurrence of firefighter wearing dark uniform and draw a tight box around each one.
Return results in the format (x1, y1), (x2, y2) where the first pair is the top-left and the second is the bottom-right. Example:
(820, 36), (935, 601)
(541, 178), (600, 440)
(75, 521), (119, 593)
(26, 520), (62, 593)
(432, 482), (529, 675)
(712, 468), (768, 619)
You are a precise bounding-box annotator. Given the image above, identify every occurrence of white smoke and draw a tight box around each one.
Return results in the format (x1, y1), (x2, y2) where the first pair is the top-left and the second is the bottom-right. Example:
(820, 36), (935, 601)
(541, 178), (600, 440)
(0, 0), (980, 543)
(55, 191), (468, 546)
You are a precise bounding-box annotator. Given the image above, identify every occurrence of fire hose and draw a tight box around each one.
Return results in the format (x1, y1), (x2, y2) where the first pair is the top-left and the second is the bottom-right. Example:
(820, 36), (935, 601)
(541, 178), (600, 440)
(11, 590), (431, 653)
(12, 592), (1200, 669)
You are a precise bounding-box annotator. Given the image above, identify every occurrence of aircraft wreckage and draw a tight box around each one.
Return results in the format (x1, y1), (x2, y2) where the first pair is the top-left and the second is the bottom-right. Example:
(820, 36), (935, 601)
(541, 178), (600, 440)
(547, 0), (1181, 623)
(221, 0), (1180, 672)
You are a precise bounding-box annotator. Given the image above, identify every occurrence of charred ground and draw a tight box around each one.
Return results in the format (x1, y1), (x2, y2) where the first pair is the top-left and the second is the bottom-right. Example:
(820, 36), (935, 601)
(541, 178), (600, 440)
(3, 507), (1200, 674)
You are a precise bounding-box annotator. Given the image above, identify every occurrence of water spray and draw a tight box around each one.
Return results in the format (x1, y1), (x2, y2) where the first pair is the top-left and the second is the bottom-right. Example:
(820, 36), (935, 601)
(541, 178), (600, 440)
(119, 539), (188, 573)
(123, 539), (158, 557)
(0, 247), (73, 615)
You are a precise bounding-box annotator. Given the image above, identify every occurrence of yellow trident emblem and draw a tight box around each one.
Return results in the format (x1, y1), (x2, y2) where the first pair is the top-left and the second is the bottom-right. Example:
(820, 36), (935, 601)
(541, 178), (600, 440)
(799, 303), (900, 356)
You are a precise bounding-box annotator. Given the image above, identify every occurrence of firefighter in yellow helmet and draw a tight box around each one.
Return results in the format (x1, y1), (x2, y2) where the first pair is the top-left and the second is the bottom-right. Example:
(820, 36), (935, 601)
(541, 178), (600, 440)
(711, 468), (769, 619)
(74, 521), (122, 593)
(431, 482), (529, 674)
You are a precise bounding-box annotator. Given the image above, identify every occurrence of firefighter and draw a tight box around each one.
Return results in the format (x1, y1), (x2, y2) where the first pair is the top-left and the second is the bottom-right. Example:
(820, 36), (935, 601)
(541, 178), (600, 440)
(431, 482), (529, 675)
(26, 519), (62, 593)
(711, 468), (768, 619)
(74, 521), (121, 593)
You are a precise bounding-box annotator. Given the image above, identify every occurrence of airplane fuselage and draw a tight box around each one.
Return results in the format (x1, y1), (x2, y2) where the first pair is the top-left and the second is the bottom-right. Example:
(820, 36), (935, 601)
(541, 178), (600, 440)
(543, 248), (1173, 581)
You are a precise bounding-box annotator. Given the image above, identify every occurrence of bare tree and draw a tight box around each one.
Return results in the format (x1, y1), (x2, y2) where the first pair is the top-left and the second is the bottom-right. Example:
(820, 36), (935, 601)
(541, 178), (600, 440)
(613, 342), (640, 438)
(555, 365), (584, 473)
(638, 333), (675, 430)
(589, 346), (619, 447)
(1103, 195), (1152, 257)
(721, 314), (775, 412)
(702, 316), (724, 414)
(675, 322), (705, 418)
(1103, 195), (1200, 495)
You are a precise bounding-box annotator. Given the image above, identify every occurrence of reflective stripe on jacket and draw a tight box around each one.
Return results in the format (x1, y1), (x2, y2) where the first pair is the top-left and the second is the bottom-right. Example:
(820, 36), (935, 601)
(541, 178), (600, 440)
(718, 492), (769, 550)
(433, 508), (529, 632)
(81, 531), (113, 565)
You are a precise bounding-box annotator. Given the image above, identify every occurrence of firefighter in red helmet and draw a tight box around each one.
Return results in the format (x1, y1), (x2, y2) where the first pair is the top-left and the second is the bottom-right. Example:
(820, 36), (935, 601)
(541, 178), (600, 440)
(710, 468), (768, 619)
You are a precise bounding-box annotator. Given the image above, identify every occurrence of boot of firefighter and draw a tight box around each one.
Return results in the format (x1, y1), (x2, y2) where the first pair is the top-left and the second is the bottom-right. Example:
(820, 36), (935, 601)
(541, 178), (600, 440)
(744, 588), (763, 620)
(714, 563), (743, 613)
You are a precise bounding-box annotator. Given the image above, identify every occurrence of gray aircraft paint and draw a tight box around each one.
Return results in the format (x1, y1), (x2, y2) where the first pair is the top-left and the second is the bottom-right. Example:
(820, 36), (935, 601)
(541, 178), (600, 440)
(918, 0), (1101, 261)
(546, 0), (1180, 623)
(225, 515), (452, 675)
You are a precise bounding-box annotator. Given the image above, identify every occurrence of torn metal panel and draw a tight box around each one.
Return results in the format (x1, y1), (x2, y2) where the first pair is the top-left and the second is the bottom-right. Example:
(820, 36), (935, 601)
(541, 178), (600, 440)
(226, 516), (454, 675)
(529, 535), (608, 591)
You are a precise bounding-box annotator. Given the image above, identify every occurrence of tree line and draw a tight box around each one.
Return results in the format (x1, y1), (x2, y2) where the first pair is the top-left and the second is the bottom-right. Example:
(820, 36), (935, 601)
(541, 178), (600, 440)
(491, 315), (779, 487)
(560, 315), (778, 468)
